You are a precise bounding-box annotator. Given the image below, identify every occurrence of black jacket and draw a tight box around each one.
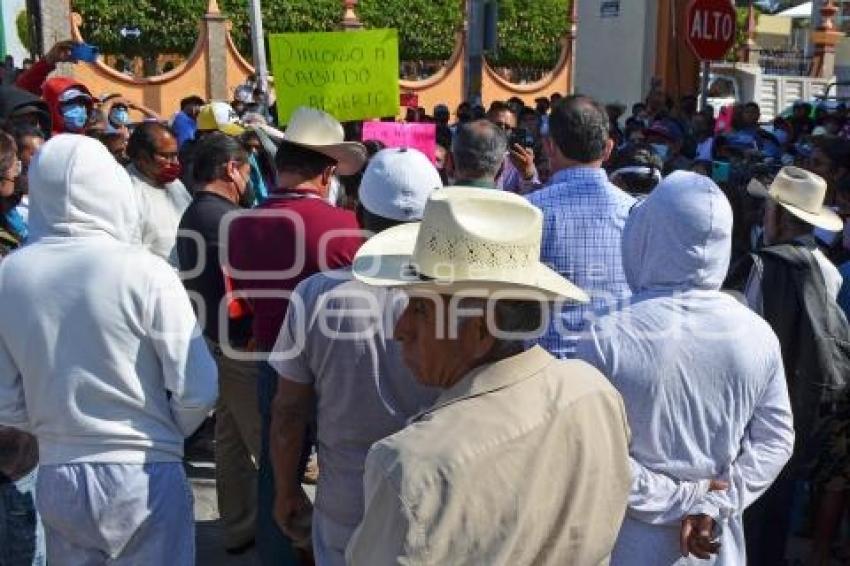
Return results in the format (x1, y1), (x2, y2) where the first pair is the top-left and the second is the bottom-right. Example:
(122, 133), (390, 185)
(0, 85), (51, 134)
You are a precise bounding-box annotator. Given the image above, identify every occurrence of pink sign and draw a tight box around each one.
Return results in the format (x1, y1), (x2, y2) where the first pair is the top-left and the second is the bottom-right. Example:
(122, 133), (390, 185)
(361, 121), (437, 164)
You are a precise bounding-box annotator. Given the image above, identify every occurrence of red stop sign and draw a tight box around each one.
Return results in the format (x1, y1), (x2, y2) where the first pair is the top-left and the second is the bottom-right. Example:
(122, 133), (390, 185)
(686, 0), (737, 61)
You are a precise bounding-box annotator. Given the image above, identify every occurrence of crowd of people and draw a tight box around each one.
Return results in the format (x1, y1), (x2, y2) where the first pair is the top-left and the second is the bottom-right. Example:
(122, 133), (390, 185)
(0, 39), (849, 566)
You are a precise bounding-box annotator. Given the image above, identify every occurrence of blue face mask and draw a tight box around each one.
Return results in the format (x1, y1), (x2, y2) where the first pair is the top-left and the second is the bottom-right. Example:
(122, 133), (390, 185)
(62, 104), (88, 132)
(650, 143), (670, 162)
(110, 108), (130, 126)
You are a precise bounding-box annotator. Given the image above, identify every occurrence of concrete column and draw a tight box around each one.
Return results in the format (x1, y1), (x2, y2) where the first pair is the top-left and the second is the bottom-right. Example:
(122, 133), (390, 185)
(204, 0), (229, 101)
(37, 0), (73, 76)
(575, 0), (658, 105)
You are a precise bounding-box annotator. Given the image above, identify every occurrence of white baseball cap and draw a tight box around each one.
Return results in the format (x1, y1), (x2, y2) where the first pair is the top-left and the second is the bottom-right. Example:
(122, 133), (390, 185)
(358, 148), (443, 222)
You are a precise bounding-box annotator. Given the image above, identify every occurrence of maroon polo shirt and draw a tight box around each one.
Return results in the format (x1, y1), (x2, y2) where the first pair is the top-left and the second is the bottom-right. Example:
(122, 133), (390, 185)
(227, 192), (363, 351)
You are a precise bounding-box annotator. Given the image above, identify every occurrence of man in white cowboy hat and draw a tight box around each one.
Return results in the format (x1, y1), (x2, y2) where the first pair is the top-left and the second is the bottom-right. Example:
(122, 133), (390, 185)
(268, 148), (442, 566)
(345, 187), (632, 565)
(227, 106), (366, 565)
(743, 166), (847, 565)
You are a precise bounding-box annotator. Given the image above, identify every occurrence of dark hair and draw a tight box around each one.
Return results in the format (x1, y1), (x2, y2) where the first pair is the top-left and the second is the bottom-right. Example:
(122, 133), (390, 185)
(127, 122), (177, 161)
(0, 131), (18, 234)
(274, 141), (337, 178)
(452, 120), (508, 181)
(812, 135), (850, 169)
(6, 123), (44, 149)
(549, 94), (610, 163)
(0, 131), (16, 175)
(356, 202), (407, 235)
(518, 107), (538, 121)
(181, 95), (205, 109)
(608, 142), (663, 195)
(744, 101), (760, 113)
(338, 140), (386, 207)
(193, 132), (249, 185)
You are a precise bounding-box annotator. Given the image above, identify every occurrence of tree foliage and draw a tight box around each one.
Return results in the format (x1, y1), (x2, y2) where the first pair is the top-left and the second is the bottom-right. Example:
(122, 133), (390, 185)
(358, 0), (462, 61)
(71, 0), (570, 68)
(16, 10), (33, 54)
(487, 0), (570, 69)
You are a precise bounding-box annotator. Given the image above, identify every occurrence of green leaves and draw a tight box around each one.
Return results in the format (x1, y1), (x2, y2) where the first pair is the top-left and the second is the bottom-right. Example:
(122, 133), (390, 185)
(358, 0), (463, 61)
(72, 0), (570, 70)
(487, 0), (570, 69)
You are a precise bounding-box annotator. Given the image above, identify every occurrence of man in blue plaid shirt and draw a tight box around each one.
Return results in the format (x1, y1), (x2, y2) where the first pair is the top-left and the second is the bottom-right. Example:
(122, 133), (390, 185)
(528, 95), (635, 358)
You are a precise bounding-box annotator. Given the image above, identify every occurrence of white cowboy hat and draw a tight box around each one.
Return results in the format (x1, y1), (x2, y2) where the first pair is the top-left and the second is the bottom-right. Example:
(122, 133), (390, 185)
(281, 107), (367, 175)
(352, 187), (589, 302)
(747, 166), (843, 232)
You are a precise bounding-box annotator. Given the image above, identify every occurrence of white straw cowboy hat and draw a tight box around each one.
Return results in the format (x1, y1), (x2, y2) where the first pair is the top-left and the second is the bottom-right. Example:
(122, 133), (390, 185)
(352, 187), (589, 302)
(281, 107), (367, 175)
(748, 166), (843, 232)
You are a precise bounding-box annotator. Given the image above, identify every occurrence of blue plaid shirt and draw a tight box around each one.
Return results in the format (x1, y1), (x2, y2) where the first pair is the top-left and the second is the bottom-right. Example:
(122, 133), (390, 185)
(528, 167), (635, 358)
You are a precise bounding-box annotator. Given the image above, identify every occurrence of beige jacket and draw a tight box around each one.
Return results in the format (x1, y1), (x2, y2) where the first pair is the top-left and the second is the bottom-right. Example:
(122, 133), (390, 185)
(346, 346), (631, 566)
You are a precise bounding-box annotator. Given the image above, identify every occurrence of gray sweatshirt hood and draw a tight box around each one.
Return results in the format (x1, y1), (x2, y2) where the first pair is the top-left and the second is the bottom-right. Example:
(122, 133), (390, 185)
(622, 171), (733, 294)
(27, 134), (138, 243)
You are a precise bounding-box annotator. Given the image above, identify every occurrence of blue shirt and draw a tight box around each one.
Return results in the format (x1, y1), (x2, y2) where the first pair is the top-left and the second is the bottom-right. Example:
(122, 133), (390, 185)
(527, 167), (635, 358)
(171, 110), (197, 149)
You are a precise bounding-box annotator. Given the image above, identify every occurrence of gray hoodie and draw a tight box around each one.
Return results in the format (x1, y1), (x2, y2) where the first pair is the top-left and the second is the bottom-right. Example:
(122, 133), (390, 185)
(0, 134), (217, 464)
(577, 171), (794, 565)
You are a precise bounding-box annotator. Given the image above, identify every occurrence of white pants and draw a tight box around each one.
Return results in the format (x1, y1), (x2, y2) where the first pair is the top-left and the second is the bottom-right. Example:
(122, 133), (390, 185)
(36, 462), (194, 565)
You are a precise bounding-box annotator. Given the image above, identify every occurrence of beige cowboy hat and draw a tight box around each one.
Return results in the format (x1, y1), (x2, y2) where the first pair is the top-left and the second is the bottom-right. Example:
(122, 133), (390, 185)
(747, 166), (843, 232)
(280, 107), (367, 175)
(352, 187), (589, 302)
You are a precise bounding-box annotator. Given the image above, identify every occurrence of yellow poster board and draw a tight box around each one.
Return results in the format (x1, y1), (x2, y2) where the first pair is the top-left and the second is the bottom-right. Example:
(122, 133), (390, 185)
(269, 29), (400, 124)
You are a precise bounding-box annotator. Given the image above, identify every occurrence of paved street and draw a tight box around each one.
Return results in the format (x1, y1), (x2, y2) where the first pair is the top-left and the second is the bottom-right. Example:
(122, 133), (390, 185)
(188, 454), (316, 565)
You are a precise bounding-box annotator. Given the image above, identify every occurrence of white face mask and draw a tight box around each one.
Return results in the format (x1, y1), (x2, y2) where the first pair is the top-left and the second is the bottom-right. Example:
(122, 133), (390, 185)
(327, 176), (342, 207)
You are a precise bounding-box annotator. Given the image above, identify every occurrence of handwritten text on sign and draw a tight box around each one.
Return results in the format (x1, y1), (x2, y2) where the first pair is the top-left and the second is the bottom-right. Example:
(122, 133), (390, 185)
(269, 29), (400, 124)
(361, 121), (437, 164)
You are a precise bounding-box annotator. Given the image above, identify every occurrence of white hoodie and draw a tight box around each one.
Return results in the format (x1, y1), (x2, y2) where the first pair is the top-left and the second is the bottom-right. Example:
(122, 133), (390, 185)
(0, 134), (218, 465)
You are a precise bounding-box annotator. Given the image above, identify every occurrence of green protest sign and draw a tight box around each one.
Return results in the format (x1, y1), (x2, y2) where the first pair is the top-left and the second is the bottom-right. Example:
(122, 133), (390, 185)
(269, 29), (400, 124)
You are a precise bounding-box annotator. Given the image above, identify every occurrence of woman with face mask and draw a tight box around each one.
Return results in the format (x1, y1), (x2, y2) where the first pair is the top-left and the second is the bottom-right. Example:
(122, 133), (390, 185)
(42, 78), (94, 135)
(125, 122), (193, 267)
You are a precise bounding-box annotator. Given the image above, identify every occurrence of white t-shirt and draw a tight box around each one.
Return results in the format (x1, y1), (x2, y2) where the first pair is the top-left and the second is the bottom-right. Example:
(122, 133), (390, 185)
(127, 165), (192, 267)
(270, 269), (438, 536)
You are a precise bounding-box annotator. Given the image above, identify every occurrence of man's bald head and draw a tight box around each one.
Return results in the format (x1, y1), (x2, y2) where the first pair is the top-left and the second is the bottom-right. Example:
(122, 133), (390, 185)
(451, 119), (508, 184)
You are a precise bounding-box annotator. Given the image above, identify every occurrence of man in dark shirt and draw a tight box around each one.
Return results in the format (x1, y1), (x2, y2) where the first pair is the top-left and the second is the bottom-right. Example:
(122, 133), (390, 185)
(227, 106), (366, 565)
(176, 132), (259, 554)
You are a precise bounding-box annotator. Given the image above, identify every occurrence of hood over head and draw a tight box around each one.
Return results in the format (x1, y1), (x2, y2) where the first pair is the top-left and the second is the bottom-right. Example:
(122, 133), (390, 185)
(622, 171), (733, 294)
(42, 77), (93, 135)
(0, 85), (51, 134)
(27, 134), (138, 243)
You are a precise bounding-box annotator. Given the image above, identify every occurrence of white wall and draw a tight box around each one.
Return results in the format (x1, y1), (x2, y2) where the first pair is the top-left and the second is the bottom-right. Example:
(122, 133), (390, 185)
(574, 0), (658, 106)
(1, 0), (29, 64)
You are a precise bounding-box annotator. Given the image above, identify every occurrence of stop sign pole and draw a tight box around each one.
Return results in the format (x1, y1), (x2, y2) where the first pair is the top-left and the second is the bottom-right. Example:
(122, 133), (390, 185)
(685, 0), (737, 111)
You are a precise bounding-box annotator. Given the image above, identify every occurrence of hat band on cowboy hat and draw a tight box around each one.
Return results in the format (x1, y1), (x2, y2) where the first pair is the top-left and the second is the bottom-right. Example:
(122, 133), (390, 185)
(352, 187), (589, 302)
(747, 166), (843, 232)
(281, 107), (366, 176)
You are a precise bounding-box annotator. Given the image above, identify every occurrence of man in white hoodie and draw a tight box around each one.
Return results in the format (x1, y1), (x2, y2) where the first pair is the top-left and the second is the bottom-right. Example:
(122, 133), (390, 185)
(0, 135), (218, 564)
(577, 172), (794, 565)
